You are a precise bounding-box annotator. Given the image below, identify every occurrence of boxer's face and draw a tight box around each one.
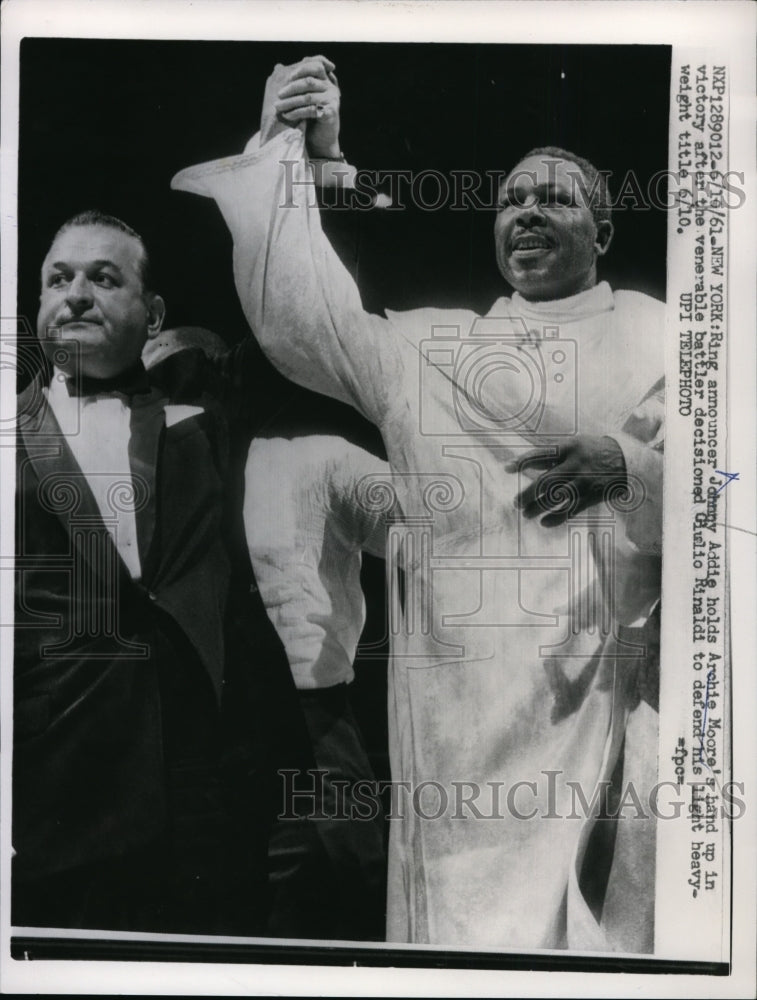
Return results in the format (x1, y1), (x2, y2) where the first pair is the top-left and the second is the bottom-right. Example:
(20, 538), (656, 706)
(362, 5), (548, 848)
(38, 224), (164, 377)
(494, 155), (613, 302)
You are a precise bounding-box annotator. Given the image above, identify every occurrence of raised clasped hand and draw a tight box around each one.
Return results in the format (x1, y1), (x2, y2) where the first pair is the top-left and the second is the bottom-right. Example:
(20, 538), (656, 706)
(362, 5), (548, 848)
(265, 54), (341, 159)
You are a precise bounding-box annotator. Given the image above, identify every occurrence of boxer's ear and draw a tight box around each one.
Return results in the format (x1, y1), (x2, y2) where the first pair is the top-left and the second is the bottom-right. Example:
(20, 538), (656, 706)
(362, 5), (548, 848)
(595, 220), (614, 257)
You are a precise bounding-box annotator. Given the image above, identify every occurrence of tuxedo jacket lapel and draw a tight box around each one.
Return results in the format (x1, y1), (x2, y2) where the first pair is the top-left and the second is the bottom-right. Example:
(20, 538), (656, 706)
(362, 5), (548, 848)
(18, 363), (230, 700)
(18, 377), (137, 601)
(128, 388), (167, 580)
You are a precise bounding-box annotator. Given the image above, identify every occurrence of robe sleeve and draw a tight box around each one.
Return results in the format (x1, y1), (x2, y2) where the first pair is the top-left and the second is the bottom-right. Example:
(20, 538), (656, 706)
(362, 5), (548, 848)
(329, 444), (392, 560)
(171, 129), (398, 428)
(608, 379), (665, 556)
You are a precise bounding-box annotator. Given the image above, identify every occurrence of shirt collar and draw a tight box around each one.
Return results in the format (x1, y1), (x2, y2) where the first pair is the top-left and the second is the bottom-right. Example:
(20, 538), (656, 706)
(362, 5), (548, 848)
(490, 281), (615, 322)
(50, 361), (150, 402)
(49, 367), (124, 410)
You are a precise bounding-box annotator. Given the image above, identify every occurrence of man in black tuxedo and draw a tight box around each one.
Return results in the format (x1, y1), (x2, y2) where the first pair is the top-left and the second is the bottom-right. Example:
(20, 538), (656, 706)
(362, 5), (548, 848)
(13, 210), (304, 935)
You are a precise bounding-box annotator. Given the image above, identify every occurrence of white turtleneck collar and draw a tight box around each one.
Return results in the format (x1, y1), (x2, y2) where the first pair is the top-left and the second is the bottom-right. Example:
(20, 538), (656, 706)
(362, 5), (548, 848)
(489, 281), (615, 323)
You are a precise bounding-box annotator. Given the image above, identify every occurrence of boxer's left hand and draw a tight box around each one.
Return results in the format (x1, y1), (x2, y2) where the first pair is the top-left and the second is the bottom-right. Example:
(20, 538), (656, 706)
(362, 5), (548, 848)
(506, 435), (627, 526)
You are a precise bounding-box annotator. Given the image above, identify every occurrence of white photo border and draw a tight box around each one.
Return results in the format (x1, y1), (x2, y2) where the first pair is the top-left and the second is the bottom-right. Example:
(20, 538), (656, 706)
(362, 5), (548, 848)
(1, 1), (755, 997)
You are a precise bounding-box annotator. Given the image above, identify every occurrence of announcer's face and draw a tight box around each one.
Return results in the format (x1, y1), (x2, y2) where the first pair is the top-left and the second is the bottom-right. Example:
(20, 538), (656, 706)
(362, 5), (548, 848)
(38, 224), (163, 378)
(494, 155), (612, 302)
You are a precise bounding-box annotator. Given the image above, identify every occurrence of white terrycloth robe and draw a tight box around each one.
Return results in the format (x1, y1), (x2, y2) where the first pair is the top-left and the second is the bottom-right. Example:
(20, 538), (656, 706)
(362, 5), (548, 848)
(173, 128), (665, 953)
(244, 435), (389, 690)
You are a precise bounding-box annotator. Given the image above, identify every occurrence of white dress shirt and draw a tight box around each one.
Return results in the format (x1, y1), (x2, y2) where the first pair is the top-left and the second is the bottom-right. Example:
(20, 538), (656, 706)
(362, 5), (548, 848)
(46, 367), (142, 580)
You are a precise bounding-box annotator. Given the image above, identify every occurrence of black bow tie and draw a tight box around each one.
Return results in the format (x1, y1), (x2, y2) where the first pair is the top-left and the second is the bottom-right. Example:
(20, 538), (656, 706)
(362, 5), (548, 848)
(65, 361), (151, 398)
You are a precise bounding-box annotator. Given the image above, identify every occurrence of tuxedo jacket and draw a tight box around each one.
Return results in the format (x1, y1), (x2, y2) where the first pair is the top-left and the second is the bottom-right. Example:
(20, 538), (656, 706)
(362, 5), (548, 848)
(13, 345), (309, 880)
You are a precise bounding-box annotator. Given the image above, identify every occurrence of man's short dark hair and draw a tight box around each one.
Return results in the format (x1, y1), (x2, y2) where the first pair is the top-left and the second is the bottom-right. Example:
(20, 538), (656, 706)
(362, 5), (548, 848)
(52, 210), (154, 291)
(514, 147), (612, 227)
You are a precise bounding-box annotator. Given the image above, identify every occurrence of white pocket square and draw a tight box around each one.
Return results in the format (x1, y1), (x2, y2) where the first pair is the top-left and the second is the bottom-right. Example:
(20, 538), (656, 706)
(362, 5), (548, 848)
(164, 404), (204, 427)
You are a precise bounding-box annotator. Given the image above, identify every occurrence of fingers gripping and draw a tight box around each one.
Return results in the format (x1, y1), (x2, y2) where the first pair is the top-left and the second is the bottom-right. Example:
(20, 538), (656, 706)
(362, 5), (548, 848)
(275, 57), (340, 125)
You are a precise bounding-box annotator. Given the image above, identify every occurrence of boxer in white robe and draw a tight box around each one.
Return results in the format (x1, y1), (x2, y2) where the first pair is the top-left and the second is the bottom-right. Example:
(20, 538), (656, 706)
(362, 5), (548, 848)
(172, 56), (665, 953)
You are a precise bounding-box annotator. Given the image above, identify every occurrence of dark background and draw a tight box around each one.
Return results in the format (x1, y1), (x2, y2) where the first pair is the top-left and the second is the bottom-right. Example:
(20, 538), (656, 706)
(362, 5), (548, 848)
(18, 40), (671, 324)
(17, 38), (671, 781)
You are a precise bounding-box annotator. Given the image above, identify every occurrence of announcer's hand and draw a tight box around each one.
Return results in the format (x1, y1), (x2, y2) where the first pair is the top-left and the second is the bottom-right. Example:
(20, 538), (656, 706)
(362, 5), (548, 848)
(269, 54), (341, 159)
(506, 436), (627, 527)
